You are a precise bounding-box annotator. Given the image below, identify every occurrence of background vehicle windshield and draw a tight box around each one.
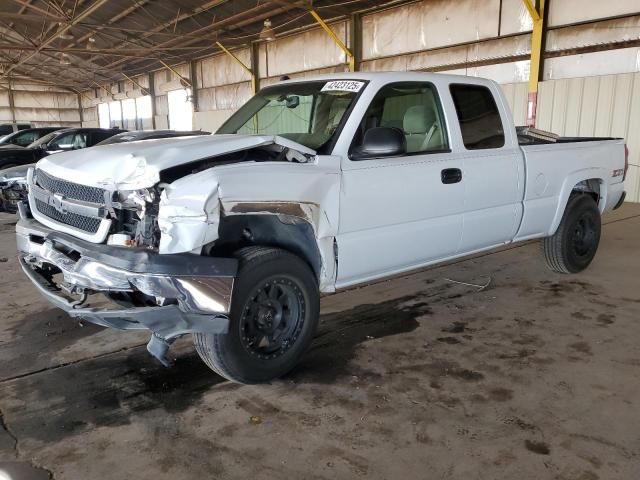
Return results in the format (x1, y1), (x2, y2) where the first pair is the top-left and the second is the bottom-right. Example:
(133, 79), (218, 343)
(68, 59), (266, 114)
(217, 80), (362, 150)
(28, 132), (59, 148)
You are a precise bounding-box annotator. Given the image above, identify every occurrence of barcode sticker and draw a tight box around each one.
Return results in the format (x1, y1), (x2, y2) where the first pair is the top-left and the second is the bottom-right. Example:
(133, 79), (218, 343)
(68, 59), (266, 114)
(321, 80), (365, 93)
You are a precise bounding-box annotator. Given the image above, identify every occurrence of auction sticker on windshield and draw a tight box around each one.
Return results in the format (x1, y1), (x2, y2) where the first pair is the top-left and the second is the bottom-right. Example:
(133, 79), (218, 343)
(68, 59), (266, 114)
(321, 81), (365, 93)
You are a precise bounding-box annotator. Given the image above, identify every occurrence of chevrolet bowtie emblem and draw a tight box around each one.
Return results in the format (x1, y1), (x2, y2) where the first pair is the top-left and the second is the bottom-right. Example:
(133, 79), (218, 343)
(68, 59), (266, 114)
(48, 193), (67, 214)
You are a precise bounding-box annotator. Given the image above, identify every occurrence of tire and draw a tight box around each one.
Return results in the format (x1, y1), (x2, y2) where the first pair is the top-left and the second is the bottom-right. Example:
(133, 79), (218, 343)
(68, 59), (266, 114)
(542, 194), (601, 274)
(194, 246), (320, 384)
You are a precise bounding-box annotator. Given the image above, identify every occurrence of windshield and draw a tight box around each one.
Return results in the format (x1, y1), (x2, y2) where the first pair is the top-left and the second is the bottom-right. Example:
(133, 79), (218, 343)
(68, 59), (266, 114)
(0, 132), (16, 145)
(28, 131), (59, 148)
(217, 80), (364, 151)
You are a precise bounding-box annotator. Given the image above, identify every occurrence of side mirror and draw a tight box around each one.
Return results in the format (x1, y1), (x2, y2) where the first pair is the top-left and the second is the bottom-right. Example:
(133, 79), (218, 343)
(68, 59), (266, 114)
(351, 127), (406, 160)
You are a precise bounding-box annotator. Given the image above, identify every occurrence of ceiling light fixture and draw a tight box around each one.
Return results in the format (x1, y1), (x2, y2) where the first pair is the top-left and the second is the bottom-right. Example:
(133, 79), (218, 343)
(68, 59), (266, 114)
(259, 19), (276, 42)
(57, 23), (75, 40)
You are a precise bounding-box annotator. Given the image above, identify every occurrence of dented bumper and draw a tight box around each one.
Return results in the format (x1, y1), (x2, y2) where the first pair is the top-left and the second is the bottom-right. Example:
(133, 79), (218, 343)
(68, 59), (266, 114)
(16, 217), (237, 345)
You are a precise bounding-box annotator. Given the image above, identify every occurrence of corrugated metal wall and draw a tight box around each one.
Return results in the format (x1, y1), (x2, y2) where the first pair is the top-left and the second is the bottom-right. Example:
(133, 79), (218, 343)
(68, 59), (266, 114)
(537, 73), (640, 202)
(500, 74), (640, 202)
(0, 83), (81, 127)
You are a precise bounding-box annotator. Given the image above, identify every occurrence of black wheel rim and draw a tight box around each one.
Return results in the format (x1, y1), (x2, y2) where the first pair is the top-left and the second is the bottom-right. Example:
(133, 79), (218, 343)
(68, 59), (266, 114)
(239, 277), (305, 359)
(572, 213), (596, 258)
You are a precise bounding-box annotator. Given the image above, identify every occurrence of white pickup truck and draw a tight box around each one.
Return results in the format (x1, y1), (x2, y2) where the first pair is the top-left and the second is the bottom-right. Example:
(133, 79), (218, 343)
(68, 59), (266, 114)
(16, 72), (628, 384)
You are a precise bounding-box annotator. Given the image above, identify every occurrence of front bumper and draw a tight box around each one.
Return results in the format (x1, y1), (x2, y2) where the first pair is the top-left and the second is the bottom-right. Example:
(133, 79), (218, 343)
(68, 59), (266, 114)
(17, 218), (238, 360)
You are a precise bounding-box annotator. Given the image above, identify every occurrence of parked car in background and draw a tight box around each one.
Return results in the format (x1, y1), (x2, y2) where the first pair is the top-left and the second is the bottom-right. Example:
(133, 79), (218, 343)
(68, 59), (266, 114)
(0, 123), (32, 136)
(0, 127), (63, 148)
(0, 127), (125, 169)
(95, 129), (211, 145)
(0, 129), (204, 213)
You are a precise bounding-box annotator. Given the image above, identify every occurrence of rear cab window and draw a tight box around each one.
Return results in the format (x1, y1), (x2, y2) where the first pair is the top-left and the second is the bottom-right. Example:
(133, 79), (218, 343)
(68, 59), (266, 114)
(449, 84), (504, 150)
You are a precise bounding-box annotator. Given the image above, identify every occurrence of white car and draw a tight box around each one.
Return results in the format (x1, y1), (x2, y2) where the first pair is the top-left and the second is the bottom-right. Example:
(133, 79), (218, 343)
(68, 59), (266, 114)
(16, 72), (628, 384)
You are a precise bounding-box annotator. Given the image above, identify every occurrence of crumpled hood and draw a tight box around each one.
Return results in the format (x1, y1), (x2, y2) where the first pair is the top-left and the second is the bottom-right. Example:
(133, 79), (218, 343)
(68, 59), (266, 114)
(36, 134), (315, 191)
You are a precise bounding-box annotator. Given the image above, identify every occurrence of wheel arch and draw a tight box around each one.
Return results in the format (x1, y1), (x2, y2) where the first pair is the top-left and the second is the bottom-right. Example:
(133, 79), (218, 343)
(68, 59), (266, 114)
(549, 174), (606, 236)
(209, 212), (325, 284)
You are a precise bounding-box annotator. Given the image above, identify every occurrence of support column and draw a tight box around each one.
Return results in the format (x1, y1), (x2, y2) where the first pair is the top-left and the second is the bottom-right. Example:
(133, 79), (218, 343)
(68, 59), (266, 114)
(78, 93), (84, 126)
(251, 41), (261, 93)
(349, 13), (362, 72)
(8, 79), (16, 123)
(523, 0), (547, 127)
(190, 60), (199, 112)
(148, 72), (157, 129)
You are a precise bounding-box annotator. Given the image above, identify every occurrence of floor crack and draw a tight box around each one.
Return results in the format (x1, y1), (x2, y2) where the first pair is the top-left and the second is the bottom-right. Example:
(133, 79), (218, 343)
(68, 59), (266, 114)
(0, 405), (18, 453)
(1, 405), (56, 478)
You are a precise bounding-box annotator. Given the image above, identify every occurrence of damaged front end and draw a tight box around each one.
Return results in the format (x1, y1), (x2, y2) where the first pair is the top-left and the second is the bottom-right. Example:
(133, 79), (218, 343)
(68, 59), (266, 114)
(16, 134), (327, 366)
(17, 165), (240, 366)
(17, 217), (237, 366)
(0, 164), (30, 213)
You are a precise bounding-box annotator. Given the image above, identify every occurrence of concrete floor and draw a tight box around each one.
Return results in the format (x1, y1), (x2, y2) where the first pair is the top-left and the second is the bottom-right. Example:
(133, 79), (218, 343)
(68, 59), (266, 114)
(0, 205), (639, 480)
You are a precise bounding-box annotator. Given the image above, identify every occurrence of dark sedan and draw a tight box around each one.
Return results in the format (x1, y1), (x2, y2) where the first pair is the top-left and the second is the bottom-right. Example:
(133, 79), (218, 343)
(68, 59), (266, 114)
(0, 127), (126, 169)
(0, 127), (63, 148)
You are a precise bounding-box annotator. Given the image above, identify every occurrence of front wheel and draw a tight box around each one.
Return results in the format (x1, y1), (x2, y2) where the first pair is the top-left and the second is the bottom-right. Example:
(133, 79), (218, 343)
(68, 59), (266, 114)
(542, 194), (601, 274)
(194, 247), (320, 384)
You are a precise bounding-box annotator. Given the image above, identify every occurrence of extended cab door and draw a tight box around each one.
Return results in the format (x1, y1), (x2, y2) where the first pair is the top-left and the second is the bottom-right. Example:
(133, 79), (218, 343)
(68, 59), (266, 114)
(335, 81), (465, 287)
(448, 83), (524, 252)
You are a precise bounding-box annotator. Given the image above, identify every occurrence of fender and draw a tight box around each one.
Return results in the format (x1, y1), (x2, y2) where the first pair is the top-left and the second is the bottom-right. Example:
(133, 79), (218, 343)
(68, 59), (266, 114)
(547, 168), (607, 236)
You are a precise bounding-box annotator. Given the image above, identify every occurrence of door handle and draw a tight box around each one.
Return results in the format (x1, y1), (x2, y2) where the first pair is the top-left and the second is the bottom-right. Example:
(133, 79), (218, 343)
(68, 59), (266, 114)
(441, 168), (462, 184)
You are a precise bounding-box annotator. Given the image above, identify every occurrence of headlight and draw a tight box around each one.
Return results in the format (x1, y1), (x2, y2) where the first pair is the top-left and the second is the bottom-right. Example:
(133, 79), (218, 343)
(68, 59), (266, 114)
(116, 188), (156, 209)
(0, 164), (31, 186)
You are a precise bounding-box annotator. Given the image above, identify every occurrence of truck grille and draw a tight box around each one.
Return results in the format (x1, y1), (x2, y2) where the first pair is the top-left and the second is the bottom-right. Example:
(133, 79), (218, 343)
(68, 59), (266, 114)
(35, 169), (106, 204)
(31, 169), (109, 237)
(34, 199), (102, 234)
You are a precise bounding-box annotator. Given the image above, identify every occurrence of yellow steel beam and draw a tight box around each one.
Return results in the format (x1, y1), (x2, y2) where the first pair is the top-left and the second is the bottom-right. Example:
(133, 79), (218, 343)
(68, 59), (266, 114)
(524, 0), (545, 94)
(74, 88), (94, 104)
(522, 0), (541, 22)
(216, 41), (256, 94)
(310, 9), (355, 72)
(92, 81), (112, 97)
(122, 72), (150, 96)
(159, 60), (192, 88)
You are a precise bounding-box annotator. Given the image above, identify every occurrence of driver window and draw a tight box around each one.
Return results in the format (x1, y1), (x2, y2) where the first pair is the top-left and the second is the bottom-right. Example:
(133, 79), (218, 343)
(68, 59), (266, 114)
(49, 132), (87, 150)
(352, 82), (448, 155)
(14, 131), (38, 146)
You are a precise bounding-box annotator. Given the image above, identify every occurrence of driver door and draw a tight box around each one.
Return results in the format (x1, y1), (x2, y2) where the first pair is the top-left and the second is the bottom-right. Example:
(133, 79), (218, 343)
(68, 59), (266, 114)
(336, 82), (464, 288)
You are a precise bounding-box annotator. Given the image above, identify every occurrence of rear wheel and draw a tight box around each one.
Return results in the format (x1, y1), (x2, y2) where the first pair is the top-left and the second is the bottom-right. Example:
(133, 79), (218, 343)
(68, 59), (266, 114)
(194, 247), (320, 384)
(542, 194), (601, 273)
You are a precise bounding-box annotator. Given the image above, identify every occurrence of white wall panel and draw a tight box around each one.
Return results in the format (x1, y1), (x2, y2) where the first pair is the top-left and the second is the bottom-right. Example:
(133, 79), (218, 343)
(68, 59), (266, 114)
(259, 22), (347, 78)
(153, 64), (190, 95)
(199, 49), (252, 88)
(500, 82), (529, 125)
(548, 0), (640, 27)
(537, 73), (640, 202)
(500, 0), (533, 35)
(544, 48), (640, 80)
(13, 90), (77, 110)
(362, 0), (501, 60)
(193, 109), (234, 132)
(547, 16), (640, 53)
(361, 34), (530, 79)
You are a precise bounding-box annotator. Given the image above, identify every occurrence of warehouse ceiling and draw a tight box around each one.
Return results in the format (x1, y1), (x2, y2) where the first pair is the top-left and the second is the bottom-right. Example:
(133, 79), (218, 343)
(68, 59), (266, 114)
(0, 0), (394, 92)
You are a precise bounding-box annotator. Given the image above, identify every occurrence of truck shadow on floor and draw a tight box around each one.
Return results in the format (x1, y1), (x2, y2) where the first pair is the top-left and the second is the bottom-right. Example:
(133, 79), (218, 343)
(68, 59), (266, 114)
(288, 294), (434, 384)
(0, 346), (226, 445)
(1, 293), (438, 445)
